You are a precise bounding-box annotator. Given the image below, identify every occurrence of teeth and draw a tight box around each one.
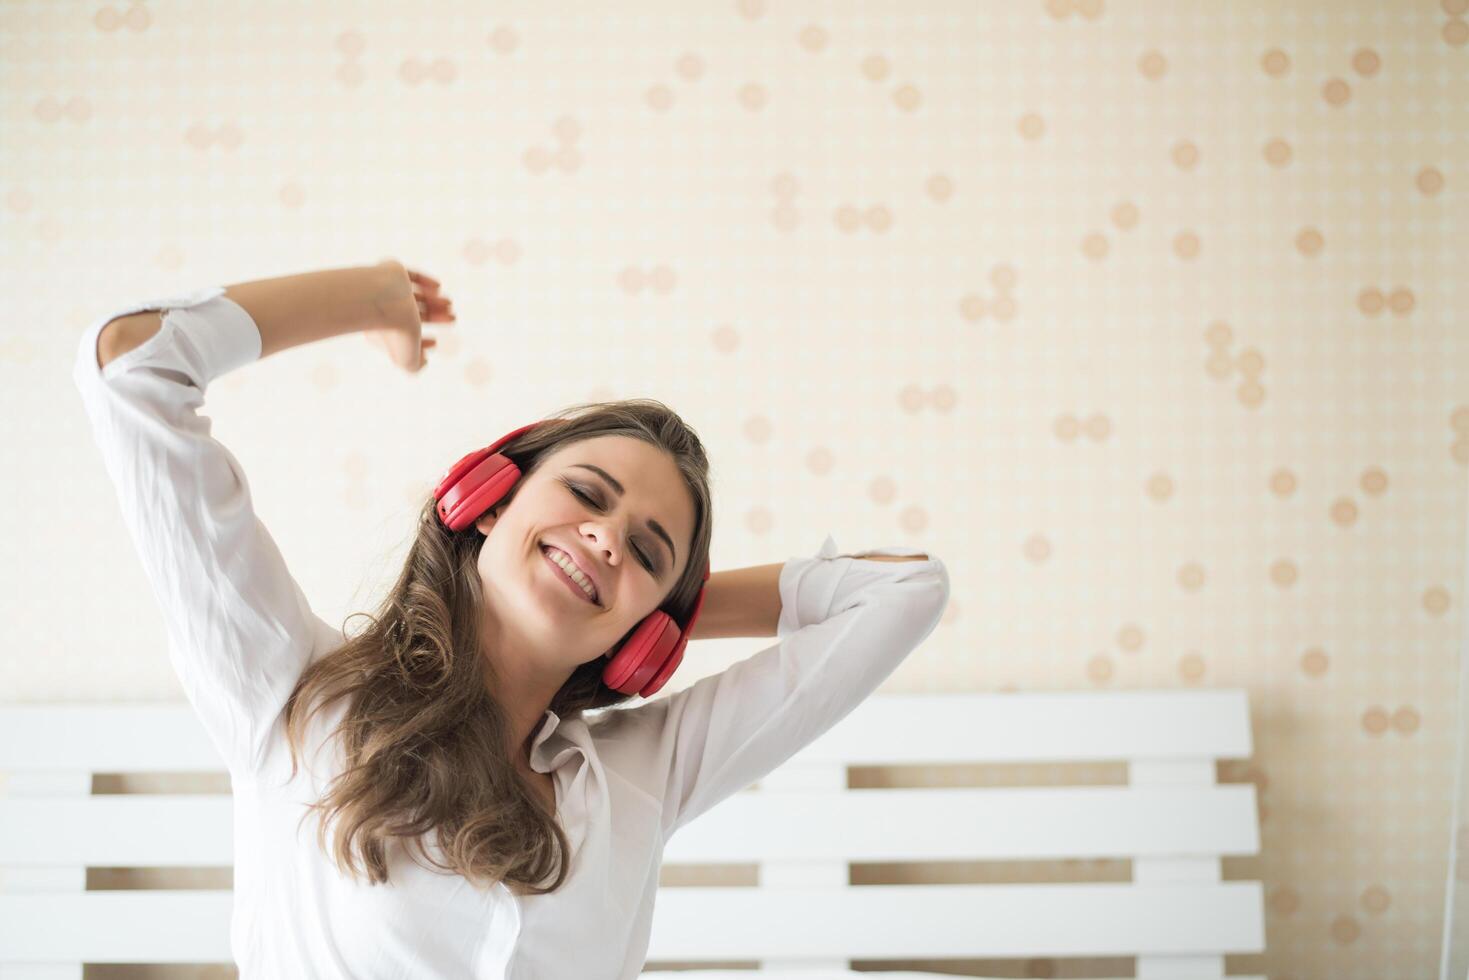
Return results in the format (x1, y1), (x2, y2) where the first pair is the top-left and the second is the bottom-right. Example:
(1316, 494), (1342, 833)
(545, 546), (597, 601)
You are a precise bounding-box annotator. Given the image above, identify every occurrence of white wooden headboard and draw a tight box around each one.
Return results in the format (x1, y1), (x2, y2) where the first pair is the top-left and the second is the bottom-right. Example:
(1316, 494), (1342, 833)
(0, 689), (1265, 979)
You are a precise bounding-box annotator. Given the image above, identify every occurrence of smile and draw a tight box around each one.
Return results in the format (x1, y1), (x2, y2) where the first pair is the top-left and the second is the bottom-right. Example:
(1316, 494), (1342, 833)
(541, 545), (600, 606)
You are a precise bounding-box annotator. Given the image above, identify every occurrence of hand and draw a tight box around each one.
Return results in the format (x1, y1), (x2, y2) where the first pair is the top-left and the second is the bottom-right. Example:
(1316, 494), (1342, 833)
(363, 258), (457, 374)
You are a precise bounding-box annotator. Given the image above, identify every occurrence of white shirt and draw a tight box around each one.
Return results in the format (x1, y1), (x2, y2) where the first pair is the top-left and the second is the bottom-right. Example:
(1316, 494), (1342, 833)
(72, 287), (951, 979)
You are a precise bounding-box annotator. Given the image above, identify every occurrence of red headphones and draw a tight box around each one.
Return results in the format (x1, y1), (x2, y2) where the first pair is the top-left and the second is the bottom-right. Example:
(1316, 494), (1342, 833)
(431, 421), (709, 698)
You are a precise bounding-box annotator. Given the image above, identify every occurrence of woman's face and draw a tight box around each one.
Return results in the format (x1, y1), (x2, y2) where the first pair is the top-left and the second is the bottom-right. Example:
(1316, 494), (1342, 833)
(474, 434), (697, 675)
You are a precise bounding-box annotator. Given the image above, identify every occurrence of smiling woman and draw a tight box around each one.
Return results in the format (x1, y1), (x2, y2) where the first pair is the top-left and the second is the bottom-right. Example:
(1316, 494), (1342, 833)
(73, 267), (948, 977)
(278, 398), (715, 898)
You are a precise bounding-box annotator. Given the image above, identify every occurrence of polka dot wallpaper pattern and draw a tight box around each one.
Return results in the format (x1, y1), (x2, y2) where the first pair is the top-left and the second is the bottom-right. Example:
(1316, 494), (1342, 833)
(1, 1), (1466, 978)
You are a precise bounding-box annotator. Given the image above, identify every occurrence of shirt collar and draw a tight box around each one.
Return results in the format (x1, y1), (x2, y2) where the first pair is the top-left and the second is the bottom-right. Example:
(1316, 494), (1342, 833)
(528, 709), (561, 773)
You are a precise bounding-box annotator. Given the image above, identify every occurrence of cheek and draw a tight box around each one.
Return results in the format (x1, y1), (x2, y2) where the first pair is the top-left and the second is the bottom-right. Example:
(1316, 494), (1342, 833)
(476, 541), (504, 584)
(628, 582), (664, 619)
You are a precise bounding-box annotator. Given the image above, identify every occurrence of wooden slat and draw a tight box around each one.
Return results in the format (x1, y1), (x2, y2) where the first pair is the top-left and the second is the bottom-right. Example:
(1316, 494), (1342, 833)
(0, 882), (1264, 963)
(0, 689), (1251, 772)
(635, 973), (1259, 980)
(0, 785), (1258, 868)
(666, 785), (1260, 862)
(0, 796), (231, 867)
(1128, 759), (1230, 977)
(0, 705), (223, 773)
(643, 883), (1267, 960)
(757, 762), (852, 971)
(0, 773), (88, 980)
(794, 690), (1253, 765)
(0, 891), (234, 963)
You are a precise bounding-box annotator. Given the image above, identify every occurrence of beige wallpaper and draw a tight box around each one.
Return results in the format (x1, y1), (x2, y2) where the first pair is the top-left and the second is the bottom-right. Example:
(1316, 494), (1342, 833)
(2, 1), (1466, 977)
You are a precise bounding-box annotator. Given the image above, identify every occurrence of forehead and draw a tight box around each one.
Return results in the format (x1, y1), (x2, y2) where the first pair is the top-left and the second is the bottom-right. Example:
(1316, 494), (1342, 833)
(546, 434), (670, 471)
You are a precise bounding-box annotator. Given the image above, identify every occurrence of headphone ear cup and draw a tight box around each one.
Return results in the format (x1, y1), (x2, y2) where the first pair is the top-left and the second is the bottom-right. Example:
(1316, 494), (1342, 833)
(602, 562), (712, 696)
(440, 454), (521, 531)
(434, 422), (542, 531)
(601, 611), (680, 695)
(638, 641), (685, 697)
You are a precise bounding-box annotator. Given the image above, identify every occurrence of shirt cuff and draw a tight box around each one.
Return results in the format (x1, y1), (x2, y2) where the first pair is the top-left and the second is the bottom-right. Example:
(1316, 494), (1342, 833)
(77, 286), (262, 389)
(167, 291), (262, 386)
(776, 532), (847, 639)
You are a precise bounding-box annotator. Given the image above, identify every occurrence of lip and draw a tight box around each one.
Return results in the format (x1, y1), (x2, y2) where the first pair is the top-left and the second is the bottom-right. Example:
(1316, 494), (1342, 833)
(540, 540), (603, 601)
(541, 545), (600, 607)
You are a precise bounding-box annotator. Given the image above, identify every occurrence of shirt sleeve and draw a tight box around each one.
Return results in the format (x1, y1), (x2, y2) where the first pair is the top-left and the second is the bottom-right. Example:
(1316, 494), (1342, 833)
(71, 286), (337, 780)
(613, 533), (950, 842)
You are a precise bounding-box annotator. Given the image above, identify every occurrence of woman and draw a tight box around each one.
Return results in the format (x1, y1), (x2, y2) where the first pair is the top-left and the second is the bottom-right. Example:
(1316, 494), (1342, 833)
(75, 260), (950, 978)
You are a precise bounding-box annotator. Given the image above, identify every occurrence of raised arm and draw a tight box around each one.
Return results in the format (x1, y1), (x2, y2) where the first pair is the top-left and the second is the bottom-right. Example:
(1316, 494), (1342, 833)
(76, 281), (385, 781)
(78, 262), (455, 781)
(96, 263), (394, 369)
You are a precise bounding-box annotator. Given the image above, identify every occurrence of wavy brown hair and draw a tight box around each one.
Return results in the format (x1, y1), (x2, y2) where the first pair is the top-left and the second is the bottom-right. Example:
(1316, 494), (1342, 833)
(274, 398), (713, 895)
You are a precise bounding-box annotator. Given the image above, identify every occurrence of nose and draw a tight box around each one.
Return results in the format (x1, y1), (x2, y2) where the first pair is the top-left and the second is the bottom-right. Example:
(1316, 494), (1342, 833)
(587, 524), (628, 567)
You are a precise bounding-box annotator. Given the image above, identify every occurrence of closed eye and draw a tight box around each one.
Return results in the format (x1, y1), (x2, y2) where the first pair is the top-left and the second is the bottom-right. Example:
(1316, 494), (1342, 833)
(561, 479), (656, 573)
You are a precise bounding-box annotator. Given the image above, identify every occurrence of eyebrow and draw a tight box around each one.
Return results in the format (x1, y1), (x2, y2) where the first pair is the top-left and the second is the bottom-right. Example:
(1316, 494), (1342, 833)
(568, 463), (678, 568)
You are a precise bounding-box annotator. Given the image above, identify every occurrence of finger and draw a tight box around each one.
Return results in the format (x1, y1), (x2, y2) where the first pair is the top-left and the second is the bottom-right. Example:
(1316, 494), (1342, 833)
(421, 296), (455, 321)
(408, 269), (441, 289)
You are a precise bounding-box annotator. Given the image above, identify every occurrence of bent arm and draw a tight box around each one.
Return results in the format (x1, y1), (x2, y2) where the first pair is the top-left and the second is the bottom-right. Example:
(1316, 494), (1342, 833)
(688, 553), (930, 642)
(644, 536), (949, 839)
